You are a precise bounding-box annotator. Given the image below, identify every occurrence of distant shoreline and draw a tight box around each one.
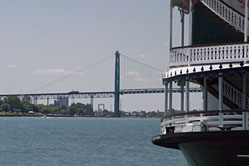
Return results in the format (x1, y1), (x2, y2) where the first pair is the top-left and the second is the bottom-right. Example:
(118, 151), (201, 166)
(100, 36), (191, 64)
(0, 114), (71, 117)
(0, 114), (160, 119)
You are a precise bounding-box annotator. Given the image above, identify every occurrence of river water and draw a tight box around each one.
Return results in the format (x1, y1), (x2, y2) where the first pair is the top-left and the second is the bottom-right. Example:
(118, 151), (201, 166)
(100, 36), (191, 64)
(0, 117), (187, 166)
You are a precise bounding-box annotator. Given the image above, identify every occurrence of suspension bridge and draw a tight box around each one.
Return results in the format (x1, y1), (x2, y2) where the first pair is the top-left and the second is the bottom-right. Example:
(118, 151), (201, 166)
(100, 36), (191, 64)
(0, 51), (202, 117)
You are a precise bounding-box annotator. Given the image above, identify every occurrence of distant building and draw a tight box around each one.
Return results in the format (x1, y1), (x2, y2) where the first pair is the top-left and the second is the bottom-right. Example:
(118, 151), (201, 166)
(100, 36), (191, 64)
(54, 96), (69, 108)
(22, 96), (31, 104)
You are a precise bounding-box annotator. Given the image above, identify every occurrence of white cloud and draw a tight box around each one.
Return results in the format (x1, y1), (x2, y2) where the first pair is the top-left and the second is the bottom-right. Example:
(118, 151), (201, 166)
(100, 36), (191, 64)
(136, 54), (147, 59)
(135, 77), (148, 82)
(9, 56), (16, 60)
(126, 71), (139, 76)
(163, 42), (169, 47)
(7, 64), (18, 69)
(35, 68), (84, 76)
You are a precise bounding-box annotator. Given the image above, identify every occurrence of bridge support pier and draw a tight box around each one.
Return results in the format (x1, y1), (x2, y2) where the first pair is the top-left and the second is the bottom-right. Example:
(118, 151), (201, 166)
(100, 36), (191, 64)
(90, 95), (94, 111)
(47, 97), (49, 106)
(34, 97), (38, 105)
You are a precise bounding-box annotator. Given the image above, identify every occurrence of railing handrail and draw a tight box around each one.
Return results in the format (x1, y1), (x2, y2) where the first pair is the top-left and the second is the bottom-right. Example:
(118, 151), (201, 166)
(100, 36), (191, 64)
(201, 0), (245, 33)
(171, 42), (249, 51)
(218, 0), (245, 17)
(163, 109), (249, 119)
(170, 42), (249, 67)
(211, 79), (246, 108)
(161, 109), (249, 134)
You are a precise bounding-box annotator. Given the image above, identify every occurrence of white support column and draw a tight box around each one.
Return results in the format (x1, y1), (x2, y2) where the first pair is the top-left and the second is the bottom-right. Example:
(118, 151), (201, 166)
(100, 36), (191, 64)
(243, 73), (247, 109)
(178, 80), (185, 112)
(181, 10), (185, 47)
(244, 0), (248, 129)
(169, 81), (173, 111)
(245, 0), (249, 64)
(245, 0), (248, 43)
(189, 0), (193, 45)
(186, 78), (190, 113)
(203, 77), (208, 111)
(218, 73), (223, 127)
(170, 1), (173, 49)
(164, 83), (168, 117)
(243, 73), (247, 130)
(188, 1), (193, 67)
(218, 73), (223, 111)
(181, 83), (185, 112)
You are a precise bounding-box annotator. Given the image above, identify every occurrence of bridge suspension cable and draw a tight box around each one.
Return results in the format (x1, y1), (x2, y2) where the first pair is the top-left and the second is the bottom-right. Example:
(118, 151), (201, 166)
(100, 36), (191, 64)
(120, 54), (164, 90)
(28, 54), (113, 94)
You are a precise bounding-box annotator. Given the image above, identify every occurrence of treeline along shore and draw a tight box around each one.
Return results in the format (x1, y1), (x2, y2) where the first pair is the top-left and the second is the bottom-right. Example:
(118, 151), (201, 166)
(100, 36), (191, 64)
(0, 96), (163, 118)
(0, 96), (93, 117)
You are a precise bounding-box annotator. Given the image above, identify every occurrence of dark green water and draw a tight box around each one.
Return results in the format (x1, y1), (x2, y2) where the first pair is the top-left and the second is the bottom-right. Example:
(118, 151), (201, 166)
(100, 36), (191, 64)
(0, 117), (187, 166)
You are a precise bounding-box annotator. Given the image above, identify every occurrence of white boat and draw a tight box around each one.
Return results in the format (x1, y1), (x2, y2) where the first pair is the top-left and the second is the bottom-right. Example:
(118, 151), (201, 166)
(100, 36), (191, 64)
(153, 1), (249, 166)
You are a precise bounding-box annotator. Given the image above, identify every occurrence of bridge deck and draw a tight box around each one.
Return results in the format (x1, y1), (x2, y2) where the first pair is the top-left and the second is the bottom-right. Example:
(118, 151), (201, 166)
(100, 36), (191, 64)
(0, 88), (202, 100)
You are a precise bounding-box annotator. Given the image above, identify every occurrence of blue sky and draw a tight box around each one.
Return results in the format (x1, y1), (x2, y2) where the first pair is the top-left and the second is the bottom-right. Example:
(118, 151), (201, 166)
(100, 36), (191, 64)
(0, 0), (197, 111)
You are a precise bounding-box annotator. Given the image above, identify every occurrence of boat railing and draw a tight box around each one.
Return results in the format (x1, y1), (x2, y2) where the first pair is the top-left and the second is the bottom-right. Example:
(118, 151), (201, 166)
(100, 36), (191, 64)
(201, 0), (245, 34)
(161, 110), (249, 134)
(170, 43), (249, 68)
(211, 79), (249, 108)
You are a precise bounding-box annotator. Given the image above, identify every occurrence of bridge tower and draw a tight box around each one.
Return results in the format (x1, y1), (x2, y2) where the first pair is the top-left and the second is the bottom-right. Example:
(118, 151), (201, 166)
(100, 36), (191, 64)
(114, 51), (120, 117)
